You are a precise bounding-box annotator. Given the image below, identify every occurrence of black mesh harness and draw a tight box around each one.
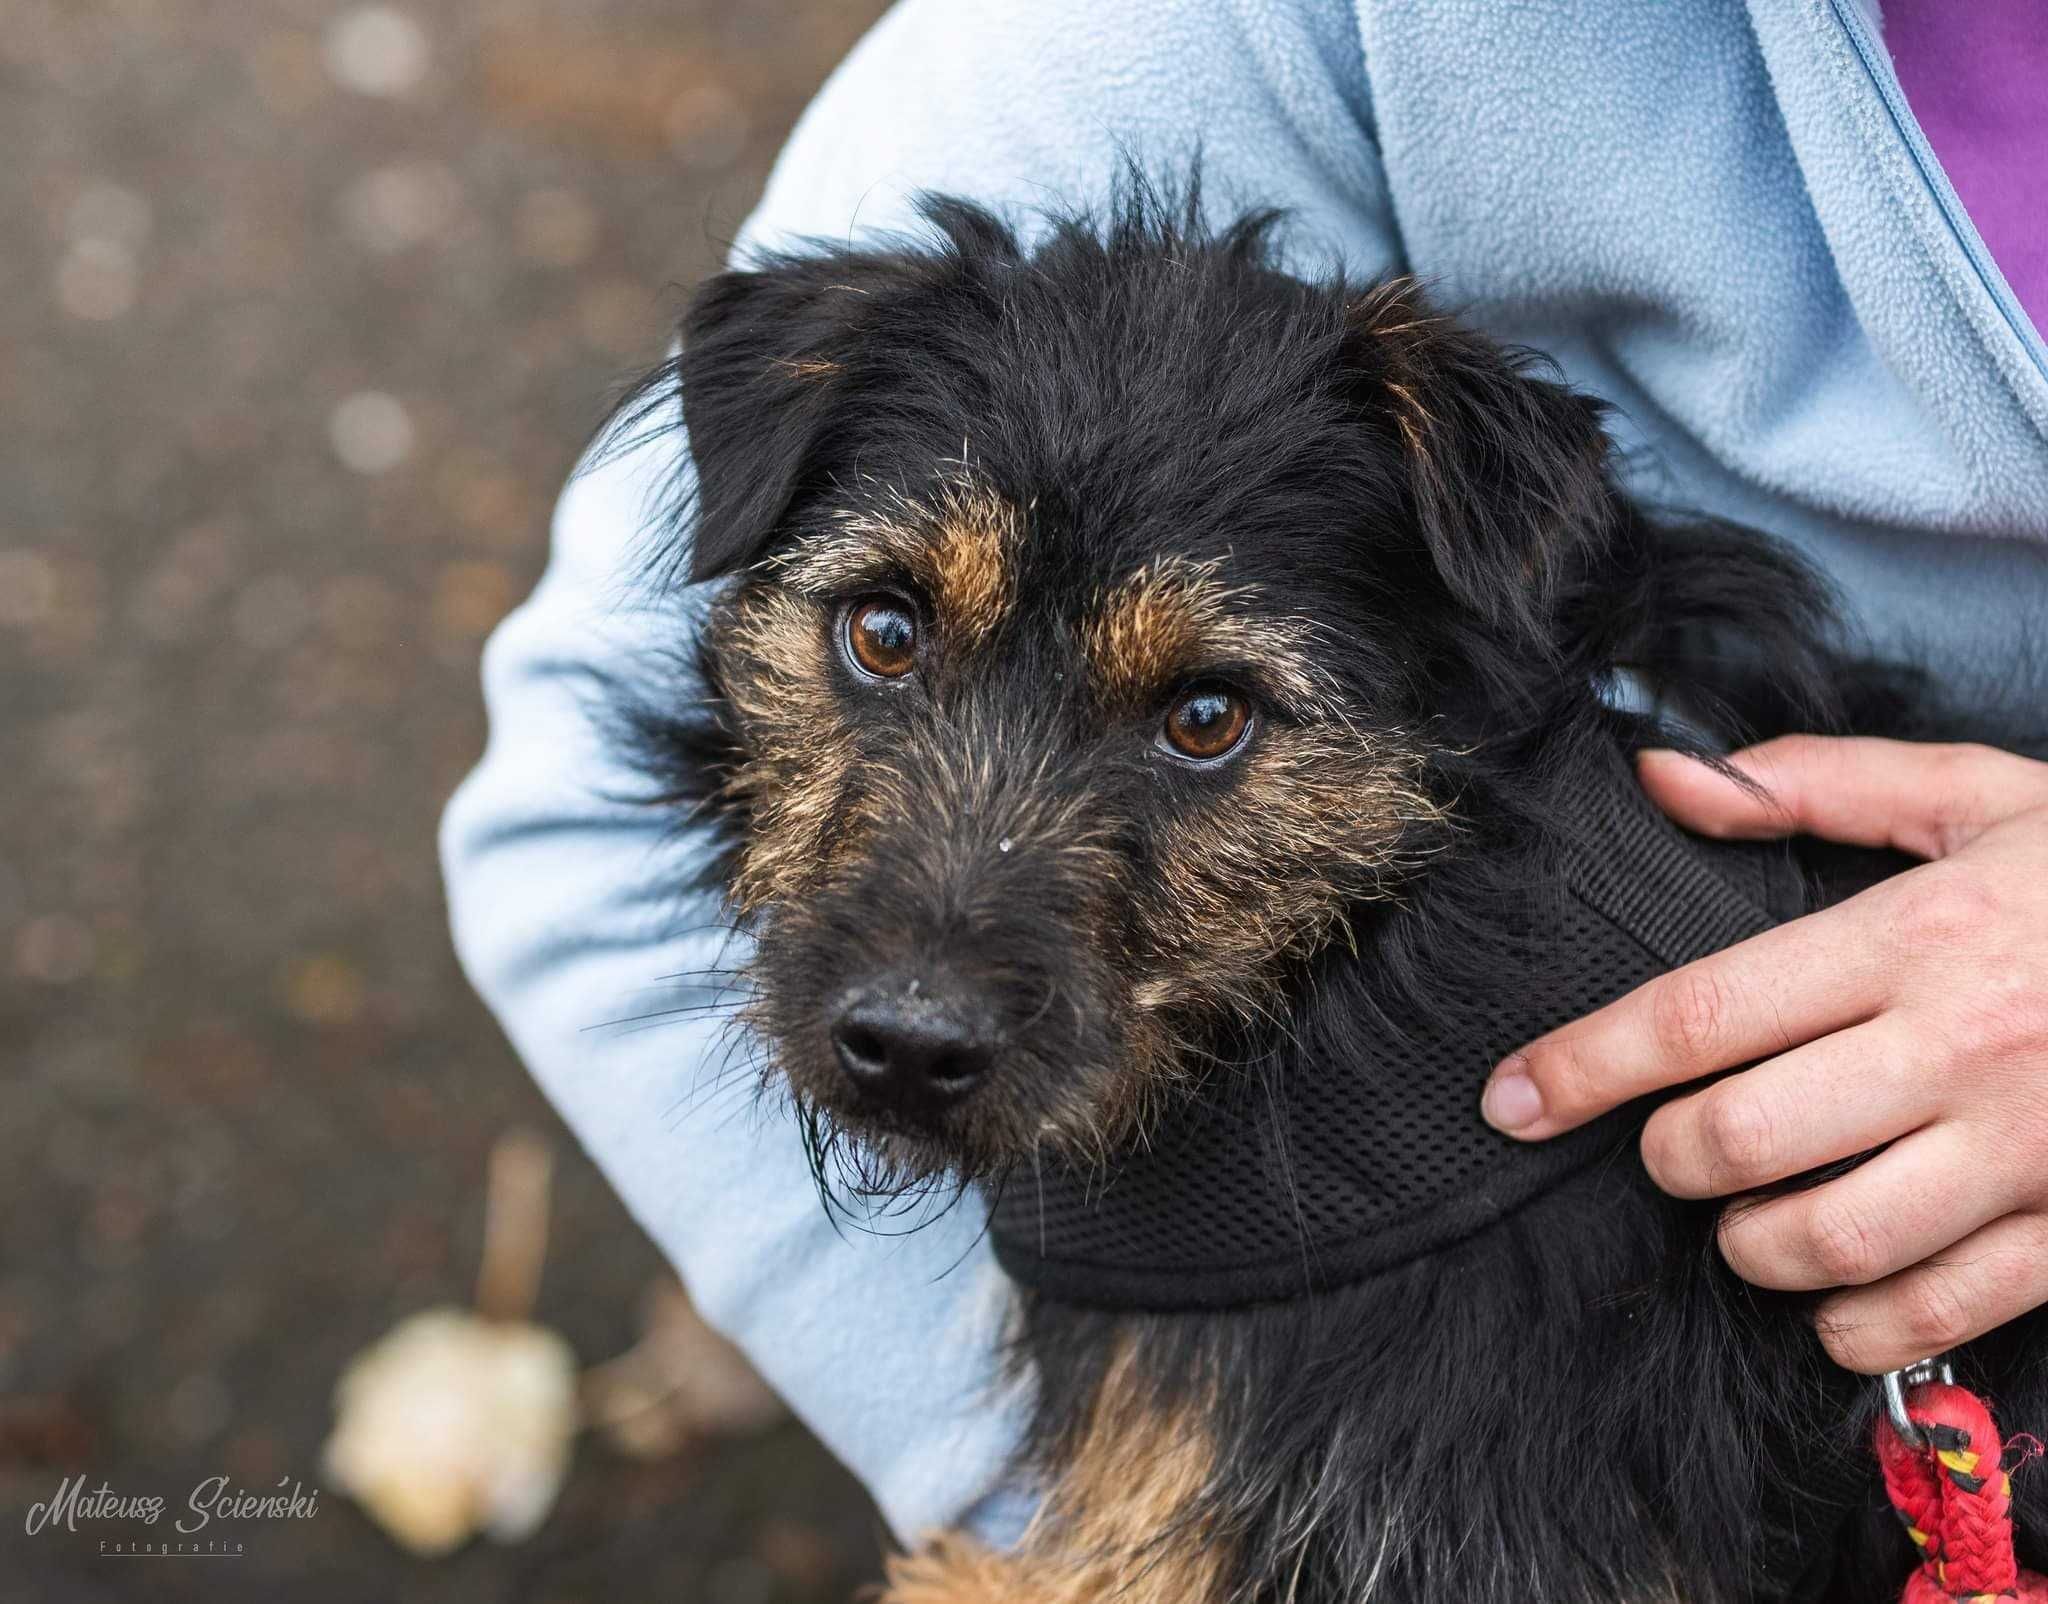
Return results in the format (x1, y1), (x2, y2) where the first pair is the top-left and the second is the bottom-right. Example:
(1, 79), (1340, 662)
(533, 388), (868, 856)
(988, 745), (1810, 1309)
(985, 744), (1869, 1598)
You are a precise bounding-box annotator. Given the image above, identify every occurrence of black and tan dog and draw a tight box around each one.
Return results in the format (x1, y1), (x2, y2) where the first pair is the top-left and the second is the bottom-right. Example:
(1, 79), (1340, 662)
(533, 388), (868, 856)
(612, 186), (2048, 1602)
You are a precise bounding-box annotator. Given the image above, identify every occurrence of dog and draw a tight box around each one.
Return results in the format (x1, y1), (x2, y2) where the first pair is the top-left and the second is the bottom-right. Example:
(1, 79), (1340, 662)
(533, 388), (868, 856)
(608, 182), (2048, 1602)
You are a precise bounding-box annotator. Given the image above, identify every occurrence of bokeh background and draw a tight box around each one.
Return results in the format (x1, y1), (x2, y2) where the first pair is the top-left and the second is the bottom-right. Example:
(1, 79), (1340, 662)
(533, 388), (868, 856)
(1, 2), (897, 1598)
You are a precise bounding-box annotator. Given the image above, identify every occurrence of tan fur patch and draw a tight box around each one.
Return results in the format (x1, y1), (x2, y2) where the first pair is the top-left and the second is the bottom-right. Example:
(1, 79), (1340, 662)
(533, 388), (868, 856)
(1139, 722), (1437, 1025)
(875, 1342), (1233, 1604)
(870, 1533), (1035, 1604)
(1084, 556), (1322, 714)
(776, 479), (1020, 650)
(710, 583), (859, 913)
(926, 495), (1012, 644)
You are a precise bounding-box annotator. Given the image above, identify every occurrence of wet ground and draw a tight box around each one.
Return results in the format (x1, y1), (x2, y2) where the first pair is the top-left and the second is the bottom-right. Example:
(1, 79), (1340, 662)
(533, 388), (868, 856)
(0, 2), (894, 1597)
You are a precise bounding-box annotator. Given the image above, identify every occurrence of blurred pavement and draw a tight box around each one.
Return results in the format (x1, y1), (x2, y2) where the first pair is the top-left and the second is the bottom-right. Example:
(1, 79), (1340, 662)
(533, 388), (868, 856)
(0, 2), (894, 1598)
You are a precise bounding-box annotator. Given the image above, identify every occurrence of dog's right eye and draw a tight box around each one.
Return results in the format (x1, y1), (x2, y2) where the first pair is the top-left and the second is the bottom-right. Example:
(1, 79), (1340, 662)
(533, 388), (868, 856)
(843, 596), (919, 680)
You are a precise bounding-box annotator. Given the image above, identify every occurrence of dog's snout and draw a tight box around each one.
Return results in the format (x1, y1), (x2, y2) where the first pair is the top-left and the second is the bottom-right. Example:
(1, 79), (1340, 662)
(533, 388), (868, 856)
(831, 980), (995, 1117)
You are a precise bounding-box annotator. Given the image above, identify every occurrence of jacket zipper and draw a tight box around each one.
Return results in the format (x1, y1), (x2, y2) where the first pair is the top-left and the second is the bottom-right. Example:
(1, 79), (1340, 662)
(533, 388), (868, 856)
(1827, 0), (2048, 388)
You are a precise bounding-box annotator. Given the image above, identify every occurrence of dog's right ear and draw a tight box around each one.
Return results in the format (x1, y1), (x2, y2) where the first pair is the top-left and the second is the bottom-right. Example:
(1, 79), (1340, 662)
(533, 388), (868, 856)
(670, 199), (1024, 582)
(675, 255), (893, 582)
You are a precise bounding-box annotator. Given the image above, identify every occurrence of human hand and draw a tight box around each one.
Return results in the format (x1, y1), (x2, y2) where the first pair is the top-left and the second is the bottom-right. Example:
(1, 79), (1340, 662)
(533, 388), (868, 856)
(1481, 736), (2048, 1372)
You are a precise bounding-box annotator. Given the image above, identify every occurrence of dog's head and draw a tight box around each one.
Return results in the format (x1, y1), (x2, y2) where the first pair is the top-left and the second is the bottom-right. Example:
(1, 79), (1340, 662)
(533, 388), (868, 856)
(651, 192), (1623, 1189)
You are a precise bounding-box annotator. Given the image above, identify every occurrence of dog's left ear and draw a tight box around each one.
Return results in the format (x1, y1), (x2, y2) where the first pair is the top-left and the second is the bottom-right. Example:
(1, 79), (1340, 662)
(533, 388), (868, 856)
(1345, 281), (1616, 650)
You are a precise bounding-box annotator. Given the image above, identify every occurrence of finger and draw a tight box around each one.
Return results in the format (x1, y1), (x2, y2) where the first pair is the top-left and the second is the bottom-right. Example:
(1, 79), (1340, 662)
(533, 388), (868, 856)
(1715, 1124), (2015, 1293)
(1637, 738), (2048, 860)
(1640, 1019), (1937, 1199)
(1814, 1210), (2048, 1374)
(1482, 901), (1889, 1139)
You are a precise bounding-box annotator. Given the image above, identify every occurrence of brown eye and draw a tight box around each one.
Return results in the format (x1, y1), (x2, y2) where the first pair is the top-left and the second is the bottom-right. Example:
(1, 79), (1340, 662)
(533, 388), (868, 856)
(845, 596), (918, 679)
(1162, 686), (1251, 762)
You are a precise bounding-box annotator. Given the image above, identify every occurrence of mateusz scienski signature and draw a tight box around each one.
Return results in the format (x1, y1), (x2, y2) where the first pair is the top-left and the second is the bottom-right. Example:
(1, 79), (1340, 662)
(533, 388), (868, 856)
(24, 1472), (321, 1556)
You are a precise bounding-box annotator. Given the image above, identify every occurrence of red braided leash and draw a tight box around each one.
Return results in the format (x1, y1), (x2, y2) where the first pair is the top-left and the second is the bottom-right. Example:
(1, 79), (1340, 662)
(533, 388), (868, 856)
(1876, 1375), (2048, 1602)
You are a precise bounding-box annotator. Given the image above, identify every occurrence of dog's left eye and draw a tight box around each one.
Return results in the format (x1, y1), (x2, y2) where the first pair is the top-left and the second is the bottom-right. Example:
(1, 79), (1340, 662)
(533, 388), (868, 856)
(1161, 686), (1252, 763)
(844, 596), (919, 679)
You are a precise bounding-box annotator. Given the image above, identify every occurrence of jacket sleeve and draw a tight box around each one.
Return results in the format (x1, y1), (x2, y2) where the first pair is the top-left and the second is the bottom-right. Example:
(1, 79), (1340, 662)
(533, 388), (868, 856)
(438, 0), (1397, 1547)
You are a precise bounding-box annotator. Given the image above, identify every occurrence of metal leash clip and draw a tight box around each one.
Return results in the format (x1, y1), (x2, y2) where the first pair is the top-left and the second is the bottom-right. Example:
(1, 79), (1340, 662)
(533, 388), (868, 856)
(1882, 1353), (1956, 1451)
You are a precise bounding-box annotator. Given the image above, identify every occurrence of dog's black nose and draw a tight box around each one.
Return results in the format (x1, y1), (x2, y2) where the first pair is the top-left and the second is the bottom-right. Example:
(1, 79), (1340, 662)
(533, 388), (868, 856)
(831, 984), (994, 1116)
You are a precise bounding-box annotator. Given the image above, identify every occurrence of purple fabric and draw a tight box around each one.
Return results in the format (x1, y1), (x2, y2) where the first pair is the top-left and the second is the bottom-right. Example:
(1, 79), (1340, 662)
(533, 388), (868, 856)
(1882, 0), (2048, 337)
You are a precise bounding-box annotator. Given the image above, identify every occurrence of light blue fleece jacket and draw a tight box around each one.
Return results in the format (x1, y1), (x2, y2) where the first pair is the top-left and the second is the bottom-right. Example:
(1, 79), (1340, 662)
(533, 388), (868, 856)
(441, 0), (2048, 1550)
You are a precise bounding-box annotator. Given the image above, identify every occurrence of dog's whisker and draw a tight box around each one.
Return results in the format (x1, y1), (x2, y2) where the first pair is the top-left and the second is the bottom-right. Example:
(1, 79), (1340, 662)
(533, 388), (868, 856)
(581, 997), (748, 1034)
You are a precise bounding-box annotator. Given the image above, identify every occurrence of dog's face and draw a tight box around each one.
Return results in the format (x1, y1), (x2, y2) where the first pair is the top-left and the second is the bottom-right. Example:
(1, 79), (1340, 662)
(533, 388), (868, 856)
(658, 196), (1613, 1188)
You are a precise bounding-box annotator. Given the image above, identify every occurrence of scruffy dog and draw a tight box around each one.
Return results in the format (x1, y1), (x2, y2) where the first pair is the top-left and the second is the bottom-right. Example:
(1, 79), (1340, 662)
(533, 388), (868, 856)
(612, 187), (2048, 1602)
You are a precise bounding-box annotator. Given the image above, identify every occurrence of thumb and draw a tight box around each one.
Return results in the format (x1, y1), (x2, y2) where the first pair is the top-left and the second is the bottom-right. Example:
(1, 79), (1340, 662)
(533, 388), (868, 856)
(1637, 736), (2048, 861)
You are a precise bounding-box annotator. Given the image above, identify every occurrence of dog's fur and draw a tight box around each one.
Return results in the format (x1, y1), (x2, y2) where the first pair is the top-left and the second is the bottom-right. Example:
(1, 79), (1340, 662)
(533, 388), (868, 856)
(610, 184), (2048, 1602)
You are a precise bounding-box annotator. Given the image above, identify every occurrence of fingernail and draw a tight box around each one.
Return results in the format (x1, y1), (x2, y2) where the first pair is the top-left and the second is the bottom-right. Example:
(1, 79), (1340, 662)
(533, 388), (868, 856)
(1482, 1062), (1544, 1132)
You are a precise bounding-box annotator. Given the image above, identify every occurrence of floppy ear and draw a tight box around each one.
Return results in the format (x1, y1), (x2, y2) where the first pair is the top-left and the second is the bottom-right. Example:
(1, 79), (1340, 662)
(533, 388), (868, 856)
(1346, 280), (1617, 650)
(671, 198), (1029, 583)
(675, 255), (889, 582)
